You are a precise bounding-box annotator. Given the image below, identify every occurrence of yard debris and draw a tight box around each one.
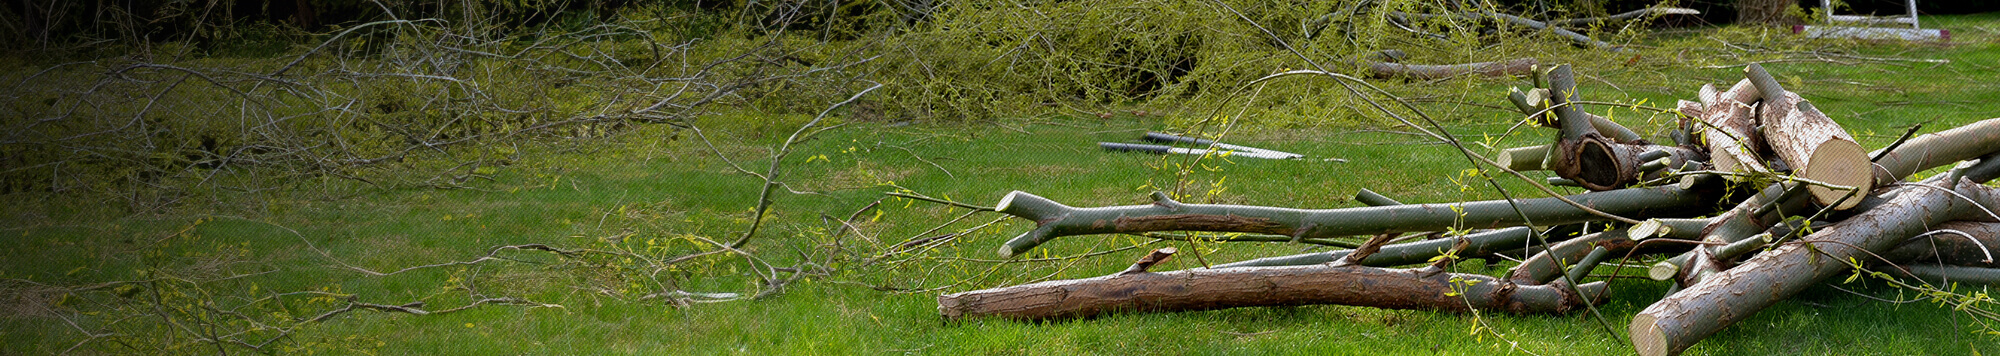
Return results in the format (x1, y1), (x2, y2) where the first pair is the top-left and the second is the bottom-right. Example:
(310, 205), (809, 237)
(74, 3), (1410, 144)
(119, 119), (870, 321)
(946, 63), (2000, 356)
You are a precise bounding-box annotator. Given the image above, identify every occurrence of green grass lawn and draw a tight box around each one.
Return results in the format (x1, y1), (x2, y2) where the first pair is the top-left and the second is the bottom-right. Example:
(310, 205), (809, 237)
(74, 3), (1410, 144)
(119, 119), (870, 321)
(8, 14), (2000, 355)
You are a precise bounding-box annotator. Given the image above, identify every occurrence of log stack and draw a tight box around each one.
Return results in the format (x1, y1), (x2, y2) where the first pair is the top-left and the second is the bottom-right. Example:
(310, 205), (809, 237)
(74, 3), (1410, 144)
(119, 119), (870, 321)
(933, 63), (2000, 355)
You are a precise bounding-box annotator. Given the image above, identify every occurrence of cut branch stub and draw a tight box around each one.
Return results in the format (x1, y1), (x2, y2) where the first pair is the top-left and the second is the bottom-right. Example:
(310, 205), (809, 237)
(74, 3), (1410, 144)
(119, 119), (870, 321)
(1744, 64), (1873, 209)
(1119, 247), (1178, 275)
(992, 186), (1720, 257)
(1497, 144), (1552, 171)
(937, 263), (1608, 320)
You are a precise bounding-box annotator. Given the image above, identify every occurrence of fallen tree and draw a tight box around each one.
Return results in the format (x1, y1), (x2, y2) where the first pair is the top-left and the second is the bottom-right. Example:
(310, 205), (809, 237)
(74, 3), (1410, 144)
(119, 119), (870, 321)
(931, 63), (2000, 355)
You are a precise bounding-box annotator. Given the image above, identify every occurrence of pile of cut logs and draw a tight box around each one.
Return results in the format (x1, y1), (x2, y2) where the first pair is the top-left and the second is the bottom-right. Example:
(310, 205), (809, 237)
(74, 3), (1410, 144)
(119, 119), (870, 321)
(935, 63), (2000, 355)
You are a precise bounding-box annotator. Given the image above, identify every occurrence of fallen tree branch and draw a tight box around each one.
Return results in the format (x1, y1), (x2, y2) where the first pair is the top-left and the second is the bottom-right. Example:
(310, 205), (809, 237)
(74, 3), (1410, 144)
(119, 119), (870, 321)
(1215, 225), (1573, 268)
(938, 258), (1607, 320)
(1548, 7), (1701, 27)
(992, 185), (1721, 257)
(1360, 57), (1539, 80)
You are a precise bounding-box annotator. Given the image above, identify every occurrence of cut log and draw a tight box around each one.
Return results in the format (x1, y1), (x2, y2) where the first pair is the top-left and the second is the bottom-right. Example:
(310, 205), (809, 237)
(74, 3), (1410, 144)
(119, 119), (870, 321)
(1353, 188), (1403, 207)
(1871, 118), (2000, 186)
(1744, 64), (1873, 209)
(937, 261), (1608, 320)
(992, 185), (1722, 257)
(1690, 79), (1773, 181)
(1629, 178), (2000, 356)
(1635, 218), (1713, 241)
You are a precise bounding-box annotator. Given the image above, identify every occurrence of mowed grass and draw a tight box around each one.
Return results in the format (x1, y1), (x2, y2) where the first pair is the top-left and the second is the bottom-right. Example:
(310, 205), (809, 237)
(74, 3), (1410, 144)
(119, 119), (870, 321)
(7, 14), (2000, 355)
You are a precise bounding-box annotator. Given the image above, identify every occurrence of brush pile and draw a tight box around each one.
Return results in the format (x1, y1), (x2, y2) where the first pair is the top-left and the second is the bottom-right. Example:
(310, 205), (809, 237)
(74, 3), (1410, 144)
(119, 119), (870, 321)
(935, 63), (2000, 356)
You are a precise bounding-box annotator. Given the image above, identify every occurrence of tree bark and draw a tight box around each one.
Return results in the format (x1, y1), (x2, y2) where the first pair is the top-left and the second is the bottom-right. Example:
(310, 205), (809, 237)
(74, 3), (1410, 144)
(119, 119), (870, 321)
(1629, 179), (2000, 356)
(1745, 64), (1873, 209)
(937, 262), (1608, 320)
(993, 185), (1721, 257)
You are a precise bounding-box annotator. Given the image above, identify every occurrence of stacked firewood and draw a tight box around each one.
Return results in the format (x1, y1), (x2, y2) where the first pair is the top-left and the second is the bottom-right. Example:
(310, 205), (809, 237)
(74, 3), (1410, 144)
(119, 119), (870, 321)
(934, 63), (2000, 356)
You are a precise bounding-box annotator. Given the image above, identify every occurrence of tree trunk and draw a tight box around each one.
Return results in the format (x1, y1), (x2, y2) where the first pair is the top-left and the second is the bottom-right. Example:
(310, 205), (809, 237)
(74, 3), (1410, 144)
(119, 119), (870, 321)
(993, 185), (1721, 257)
(1362, 58), (1538, 80)
(1629, 179), (2000, 356)
(938, 260), (1607, 320)
(1746, 64), (1874, 210)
